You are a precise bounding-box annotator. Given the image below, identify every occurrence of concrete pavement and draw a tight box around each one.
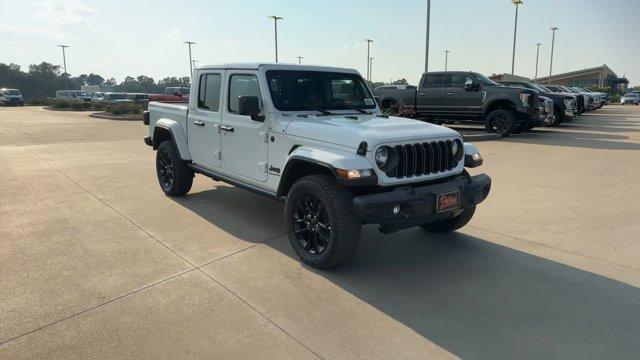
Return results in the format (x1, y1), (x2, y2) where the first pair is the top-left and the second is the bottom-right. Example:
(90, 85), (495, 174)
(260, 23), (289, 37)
(1, 106), (639, 359)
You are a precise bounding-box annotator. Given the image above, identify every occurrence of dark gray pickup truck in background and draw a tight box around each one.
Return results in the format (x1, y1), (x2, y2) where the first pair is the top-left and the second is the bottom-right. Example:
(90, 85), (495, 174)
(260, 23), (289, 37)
(374, 71), (541, 137)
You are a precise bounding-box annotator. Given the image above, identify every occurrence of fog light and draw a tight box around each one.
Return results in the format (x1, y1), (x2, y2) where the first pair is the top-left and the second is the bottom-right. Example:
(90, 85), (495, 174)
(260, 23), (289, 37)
(392, 205), (401, 216)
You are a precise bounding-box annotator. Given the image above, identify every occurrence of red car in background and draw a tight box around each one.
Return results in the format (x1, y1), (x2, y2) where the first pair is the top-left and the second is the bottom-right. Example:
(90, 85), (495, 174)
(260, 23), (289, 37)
(148, 87), (190, 103)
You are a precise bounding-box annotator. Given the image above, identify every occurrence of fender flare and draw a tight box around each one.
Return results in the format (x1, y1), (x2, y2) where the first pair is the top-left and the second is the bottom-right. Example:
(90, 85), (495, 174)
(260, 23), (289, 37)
(152, 118), (191, 161)
(484, 98), (518, 115)
(277, 146), (377, 196)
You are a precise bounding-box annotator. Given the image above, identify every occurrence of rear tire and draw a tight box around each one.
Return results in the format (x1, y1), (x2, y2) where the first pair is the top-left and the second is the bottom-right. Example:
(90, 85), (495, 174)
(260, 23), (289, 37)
(485, 109), (516, 137)
(156, 140), (193, 196)
(285, 174), (361, 269)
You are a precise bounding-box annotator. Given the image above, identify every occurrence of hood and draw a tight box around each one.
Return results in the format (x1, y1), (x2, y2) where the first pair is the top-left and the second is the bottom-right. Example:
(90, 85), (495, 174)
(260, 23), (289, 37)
(285, 114), (460, 149)
(496, 84), (536, 93)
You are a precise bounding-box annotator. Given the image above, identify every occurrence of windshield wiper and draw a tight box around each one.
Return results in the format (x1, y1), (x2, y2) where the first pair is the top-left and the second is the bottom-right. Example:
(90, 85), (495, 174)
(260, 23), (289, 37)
(295, 108), (333, 116)
(354, 108), (372, 114)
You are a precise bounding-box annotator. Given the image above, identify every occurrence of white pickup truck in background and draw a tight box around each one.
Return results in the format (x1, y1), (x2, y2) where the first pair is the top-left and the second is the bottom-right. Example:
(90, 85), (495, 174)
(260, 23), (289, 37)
(143, 63), (491, 268)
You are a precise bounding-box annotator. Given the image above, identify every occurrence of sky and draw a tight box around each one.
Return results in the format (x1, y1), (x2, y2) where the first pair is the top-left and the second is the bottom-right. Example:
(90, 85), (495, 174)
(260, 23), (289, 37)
(1, 0), (639, 86)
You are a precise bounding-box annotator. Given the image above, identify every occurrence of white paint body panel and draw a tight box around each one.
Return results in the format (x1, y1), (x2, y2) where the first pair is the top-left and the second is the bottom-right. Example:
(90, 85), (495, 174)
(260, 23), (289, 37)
(148, 63), (480, 196)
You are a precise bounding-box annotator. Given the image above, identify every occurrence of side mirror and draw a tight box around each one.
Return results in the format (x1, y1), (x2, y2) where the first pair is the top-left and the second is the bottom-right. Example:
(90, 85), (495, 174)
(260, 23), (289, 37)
(238, 96), (264, 121)
(464, 80), (479, 91)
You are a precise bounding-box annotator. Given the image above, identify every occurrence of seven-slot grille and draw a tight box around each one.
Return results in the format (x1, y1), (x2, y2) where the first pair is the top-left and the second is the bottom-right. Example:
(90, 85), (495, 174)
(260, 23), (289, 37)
(385, 140), (459, 179)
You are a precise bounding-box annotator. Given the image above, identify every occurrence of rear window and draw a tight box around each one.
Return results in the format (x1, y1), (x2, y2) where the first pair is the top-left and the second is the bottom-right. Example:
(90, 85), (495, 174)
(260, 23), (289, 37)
(423, 75), (446, 88)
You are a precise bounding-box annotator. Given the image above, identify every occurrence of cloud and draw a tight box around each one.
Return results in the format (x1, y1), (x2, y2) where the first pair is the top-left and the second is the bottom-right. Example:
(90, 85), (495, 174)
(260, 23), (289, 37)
(0, 22), (66, 41)
(164, 26), (182, 40)
(37, 0), (95, 28)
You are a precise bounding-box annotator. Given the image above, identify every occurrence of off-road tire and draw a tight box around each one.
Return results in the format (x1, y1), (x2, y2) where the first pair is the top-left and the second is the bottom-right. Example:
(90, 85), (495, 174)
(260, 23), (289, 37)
(156, 140), (193, 196)
(484, 109), (516, 137)
(285, 174), (361, 269)
(420, 206), (476, 233)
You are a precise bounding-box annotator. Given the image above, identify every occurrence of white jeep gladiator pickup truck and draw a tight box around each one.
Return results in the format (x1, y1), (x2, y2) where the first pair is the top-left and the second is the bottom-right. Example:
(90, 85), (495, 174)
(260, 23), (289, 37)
(143, 63), (491, 268)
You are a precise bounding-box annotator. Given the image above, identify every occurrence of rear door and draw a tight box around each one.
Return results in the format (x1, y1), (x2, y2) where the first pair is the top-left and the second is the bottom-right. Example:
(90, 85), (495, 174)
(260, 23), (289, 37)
(416, 74), (447, 114)
(220, 71), (268, 182)
(187, 71), (224, 170)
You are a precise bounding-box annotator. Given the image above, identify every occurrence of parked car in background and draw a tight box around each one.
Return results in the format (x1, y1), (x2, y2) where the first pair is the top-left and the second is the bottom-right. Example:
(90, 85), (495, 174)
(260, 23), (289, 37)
(538, 96), (555, 126)
(148, 87), (190, 103)
(56, 90), (92, 102)
(374, 71), (541, 137)
(620, 93), (640, 105)
(126, 93), (149, 105)
(143, 63), (491, 268)
(544, 85), (585, 114)
(91, 92), (105, 103)
(498, 81), (576, 125)
(567, 87), (597, 111)
(0, 88), (24, 106)
(101, 92), (134, 105)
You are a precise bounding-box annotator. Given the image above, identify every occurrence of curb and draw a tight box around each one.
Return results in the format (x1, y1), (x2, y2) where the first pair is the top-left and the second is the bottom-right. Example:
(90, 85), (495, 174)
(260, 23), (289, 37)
(89, 112), (142, 121)
(42, 106), (96, 112)
(460, 132), (502, 142)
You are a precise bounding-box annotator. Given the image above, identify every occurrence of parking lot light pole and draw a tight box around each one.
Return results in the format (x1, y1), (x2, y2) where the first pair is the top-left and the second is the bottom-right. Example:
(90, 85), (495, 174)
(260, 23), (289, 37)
(425, 0), (431, 73)
(296, 56), (303, 65)
(511, 0), (523, 75)
(444, 50), (450, 71)
(268, 16), (284, 63)
(549, 27), (558, 84)
(184, 41), (195, 76)
(369, 57), (374, 82)
(57, 45), (69, 90)
(534, 43), (541, 83)
(364, 39), (374, 81)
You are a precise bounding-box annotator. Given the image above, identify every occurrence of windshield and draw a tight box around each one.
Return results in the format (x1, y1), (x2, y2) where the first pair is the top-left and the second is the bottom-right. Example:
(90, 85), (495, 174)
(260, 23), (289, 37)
(108, 93), (125, 100)
(472, 73), (500, 86)
(73, 91), (88, 96)
(528, 83), (549, 92)
(4, 90), (22, 96)
(266, 70), (376, 111)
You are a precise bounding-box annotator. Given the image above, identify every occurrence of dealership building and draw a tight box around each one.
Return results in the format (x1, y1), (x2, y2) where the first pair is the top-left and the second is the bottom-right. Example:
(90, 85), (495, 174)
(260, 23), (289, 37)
(535, 64), (628, 92)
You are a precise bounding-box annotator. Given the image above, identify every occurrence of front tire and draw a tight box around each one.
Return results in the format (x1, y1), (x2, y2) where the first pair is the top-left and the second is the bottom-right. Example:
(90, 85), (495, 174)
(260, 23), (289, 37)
(420, 206), (476, 233)
(285, 174), (361, 269)
(156, 140), (193, 196)
(485, 109), (516, 137)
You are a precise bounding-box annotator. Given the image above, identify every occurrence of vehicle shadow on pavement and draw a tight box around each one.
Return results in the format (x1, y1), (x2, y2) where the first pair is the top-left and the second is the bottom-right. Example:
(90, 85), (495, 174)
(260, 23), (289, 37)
(500, 129), (640, 151)
(176, 186), (640, 360)
(271, 225), (640, 360)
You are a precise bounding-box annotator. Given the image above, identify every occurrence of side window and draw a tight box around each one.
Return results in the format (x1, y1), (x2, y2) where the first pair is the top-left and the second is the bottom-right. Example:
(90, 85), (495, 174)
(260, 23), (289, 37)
(423, 75), (446, 88)
(228, 74), (262, 114)
(450, 74), (471, 88)
(197, 74), (222, 111)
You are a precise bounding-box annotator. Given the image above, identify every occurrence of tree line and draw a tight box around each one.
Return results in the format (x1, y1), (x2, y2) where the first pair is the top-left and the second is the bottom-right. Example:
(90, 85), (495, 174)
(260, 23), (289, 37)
(0, 62), (190, 101)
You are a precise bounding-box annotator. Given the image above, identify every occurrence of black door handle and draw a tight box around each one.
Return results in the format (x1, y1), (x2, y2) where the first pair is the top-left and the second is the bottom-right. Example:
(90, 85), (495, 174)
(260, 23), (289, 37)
(220, 125), (234, 132)
(193, 120), (205, 126)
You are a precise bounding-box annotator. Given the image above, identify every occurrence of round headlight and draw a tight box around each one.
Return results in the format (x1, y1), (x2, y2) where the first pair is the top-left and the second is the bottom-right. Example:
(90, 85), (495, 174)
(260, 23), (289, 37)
(375, 146), (390, 168)
(452, 139), (463, 161)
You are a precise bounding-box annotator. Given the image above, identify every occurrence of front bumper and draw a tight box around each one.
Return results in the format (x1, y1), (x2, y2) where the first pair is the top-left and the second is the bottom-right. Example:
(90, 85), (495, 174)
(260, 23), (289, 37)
(353, 173), (491, 234)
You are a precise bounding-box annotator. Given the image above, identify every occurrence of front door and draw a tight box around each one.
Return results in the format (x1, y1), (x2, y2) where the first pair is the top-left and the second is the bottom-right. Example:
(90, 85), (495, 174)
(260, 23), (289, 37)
(220, 72), (268, 182)
(187, 71), (224, 169)
(448, 74), (483, 115)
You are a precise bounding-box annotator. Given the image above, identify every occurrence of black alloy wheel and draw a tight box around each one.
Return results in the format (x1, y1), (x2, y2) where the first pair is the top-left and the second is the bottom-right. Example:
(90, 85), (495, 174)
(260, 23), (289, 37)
(157, 150), (174, 191)
(291, 193), (332, 255)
